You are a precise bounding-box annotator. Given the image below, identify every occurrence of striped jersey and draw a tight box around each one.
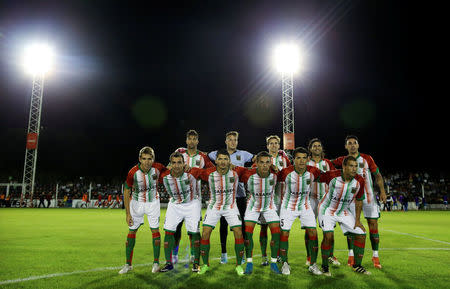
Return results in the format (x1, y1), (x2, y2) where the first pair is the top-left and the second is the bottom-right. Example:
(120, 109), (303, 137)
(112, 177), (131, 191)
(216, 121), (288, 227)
(176, 148), (214, 169)
(307, 158), (335, 200)
(240, 168), (277, 212)
(176, 148), (214, 201)
(190, 167), (243, 210)
(208, 149), (254, 198)
(159, 170), (200, 204)
(125, 163), (167, 202)
(252, 151), (291, 207)
(333, 153), (379, 205)
(278, 166), (321, 212)
(272, 151), (291, 207)
(318, 170), (365, 217)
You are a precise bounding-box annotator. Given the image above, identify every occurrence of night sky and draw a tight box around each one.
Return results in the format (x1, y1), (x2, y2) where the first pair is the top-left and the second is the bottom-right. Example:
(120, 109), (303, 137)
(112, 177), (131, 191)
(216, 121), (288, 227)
(0, 1), (445, 183)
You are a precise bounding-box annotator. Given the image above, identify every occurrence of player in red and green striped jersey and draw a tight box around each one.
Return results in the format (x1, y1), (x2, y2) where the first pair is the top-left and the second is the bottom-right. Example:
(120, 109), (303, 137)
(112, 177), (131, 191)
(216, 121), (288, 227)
(277, 147), (323, 276)
(332, 135), (386, 269)
(258, 135), (291, 266)
(317, 156), (371, 276)
(188, 149), (246, 276)
(240, 151), (282, 275)
(119, 146), (167, 275)
(171, 130), (214, 265)
(159, 152), (202, 273)
(307, 138), (340, 267)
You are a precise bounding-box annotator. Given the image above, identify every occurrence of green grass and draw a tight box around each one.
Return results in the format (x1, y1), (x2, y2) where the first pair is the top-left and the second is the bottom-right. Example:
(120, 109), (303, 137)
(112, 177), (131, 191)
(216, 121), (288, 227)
(0, 209), (449, 289)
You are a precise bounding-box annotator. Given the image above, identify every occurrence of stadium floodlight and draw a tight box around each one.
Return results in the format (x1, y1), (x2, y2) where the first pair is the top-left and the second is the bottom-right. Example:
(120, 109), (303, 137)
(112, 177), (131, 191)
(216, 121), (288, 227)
(21, 42), (54, 207)
(23, 43), (54, 75)
(273, 43), (302, 74)
(273, 42), (303, 158)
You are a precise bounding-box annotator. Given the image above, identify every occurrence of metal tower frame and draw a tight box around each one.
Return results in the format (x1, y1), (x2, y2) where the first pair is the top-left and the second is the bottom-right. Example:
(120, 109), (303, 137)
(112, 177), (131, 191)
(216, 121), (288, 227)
(282, 72), (295, 158)
(21, 74), (45, 206)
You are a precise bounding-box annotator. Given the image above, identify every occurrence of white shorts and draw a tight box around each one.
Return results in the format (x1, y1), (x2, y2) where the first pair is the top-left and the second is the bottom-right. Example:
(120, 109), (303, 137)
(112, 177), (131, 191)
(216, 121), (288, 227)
(363, 202), (380, 219)
(203, 206), (242, 228)
(245, 209), (279, 224)
(129, 199), (160, 230)
(318, 211), (365, 235)
(164, 200), (201, 233)
(258, 204), (282, 225)
(280, 207), (316, 231)
(309, 197), (320, 218)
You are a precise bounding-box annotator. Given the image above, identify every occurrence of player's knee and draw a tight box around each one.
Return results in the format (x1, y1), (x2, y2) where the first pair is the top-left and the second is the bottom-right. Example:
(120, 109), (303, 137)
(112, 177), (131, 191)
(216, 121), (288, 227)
(323, 233), (333, 244)
(355, 234), (366, 242)
(307, 229), (317, 238)
(194, 240), (200, 247)
(164, 242), (169, 248)
(155, 240), (161, 246)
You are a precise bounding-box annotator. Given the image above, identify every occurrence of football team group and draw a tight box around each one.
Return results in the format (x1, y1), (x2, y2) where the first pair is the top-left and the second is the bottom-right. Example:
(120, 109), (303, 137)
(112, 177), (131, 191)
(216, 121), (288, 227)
(118, 130), (386, 277)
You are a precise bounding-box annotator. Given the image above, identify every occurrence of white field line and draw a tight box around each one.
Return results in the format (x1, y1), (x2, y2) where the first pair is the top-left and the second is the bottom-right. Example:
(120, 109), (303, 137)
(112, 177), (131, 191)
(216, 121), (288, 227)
(383, 229), (450, 245)
(2, 247), (450, 285)
(0, 255), (233, 285)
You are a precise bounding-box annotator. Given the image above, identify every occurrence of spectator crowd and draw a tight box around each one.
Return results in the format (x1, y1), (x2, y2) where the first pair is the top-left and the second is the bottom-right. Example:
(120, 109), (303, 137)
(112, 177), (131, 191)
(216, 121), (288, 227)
(0, 172), (448, 210)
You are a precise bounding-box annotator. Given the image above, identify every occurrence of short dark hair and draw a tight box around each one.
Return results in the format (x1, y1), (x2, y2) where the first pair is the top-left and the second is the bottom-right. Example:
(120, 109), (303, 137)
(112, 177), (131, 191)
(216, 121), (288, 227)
(216, 148), (230, 159)
(345, 135), (359, 145)
(186, 129), (199, 138)
(292, 147), (309, 159)
(256, 151), (271, 162)
(343, 155), (357, 166)
(169, 151), (184, 163)
(293, 147), (309, 158)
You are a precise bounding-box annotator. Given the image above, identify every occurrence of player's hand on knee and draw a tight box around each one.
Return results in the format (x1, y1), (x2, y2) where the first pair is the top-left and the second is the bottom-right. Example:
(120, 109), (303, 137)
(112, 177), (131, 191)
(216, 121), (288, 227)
(127, 214), (133, 226)
(354, 220), (365, 232)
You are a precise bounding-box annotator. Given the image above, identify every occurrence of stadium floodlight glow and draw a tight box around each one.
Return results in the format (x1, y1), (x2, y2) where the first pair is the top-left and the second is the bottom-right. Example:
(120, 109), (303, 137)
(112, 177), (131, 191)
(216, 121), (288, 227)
(23, 43), (54, 75)
(273, 43), (302, 74)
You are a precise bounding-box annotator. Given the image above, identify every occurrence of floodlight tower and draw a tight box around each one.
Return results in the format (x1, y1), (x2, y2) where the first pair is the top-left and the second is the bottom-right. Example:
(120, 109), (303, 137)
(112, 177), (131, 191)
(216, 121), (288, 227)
(274, 43), (302, 159)
(21, 43), (53, 206)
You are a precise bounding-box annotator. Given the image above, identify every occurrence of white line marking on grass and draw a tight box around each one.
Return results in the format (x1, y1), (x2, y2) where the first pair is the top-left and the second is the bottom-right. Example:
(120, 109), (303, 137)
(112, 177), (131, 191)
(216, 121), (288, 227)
(384, 229), (450, 245)
(0, 255), (237, 285)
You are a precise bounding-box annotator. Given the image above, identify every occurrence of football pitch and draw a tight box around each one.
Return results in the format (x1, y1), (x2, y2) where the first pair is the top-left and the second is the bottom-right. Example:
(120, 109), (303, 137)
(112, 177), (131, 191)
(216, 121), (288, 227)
(0, 209), (449, 289)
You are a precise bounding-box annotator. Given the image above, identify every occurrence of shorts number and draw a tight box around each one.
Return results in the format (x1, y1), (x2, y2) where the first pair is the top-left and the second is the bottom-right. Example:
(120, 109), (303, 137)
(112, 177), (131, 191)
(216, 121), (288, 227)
(320, 220), (324, 228)
(280, 219), (284, 227)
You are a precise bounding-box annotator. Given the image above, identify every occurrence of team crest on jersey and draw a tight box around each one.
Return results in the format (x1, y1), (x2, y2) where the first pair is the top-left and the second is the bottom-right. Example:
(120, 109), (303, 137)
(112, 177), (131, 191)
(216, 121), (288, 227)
(184, 179), (190, 185)
(306, 179), (311, 185)
(351, 187), (357, 194)
(152, 174), (157, 180)
(229, 177), (235, 183)
(279, 161), (283, 166)
(269, 179), (274, 186)
(236, 155), (241, 160)
(359, 163), (364, 168)
(196, 160), (200, 166)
